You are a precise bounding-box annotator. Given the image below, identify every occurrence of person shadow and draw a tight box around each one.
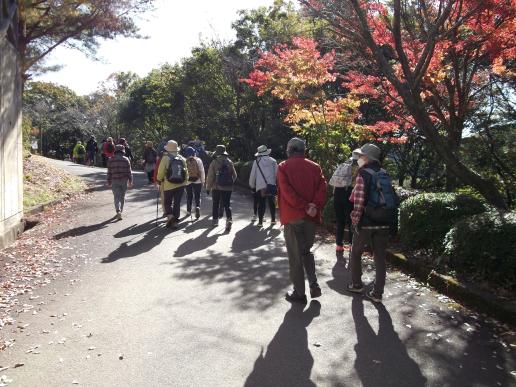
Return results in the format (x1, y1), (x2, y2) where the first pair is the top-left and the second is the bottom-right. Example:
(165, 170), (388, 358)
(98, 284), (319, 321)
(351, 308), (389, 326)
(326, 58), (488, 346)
(244, 301), (321, 387)
(231, 224), (282, 253)
(352, 297), (427, 387)
(54, 216), (117, 240)
(174, 224), (223, 257)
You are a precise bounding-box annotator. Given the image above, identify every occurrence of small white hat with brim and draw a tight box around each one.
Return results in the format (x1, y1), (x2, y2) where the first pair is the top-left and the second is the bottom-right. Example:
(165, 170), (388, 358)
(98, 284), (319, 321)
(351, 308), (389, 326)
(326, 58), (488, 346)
(164, 140), (179, 153)
(255, 145), (271, 157)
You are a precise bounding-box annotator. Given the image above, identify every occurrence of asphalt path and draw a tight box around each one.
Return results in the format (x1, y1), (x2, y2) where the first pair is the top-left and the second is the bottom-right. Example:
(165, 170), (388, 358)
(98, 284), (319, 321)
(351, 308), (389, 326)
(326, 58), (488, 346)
(0, 159), (514, 386)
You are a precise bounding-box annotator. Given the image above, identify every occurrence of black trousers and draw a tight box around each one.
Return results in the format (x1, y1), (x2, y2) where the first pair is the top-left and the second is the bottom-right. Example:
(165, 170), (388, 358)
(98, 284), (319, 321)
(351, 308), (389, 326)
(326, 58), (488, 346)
(212, 190), (232, 220)
(146, 171), (154, 183)
(258, 194), (276, 222)
(164, 187), (185, 220)
(334, 186), (354, 246)
(186, 183), (202, 212)
(253, 190), (260, 215)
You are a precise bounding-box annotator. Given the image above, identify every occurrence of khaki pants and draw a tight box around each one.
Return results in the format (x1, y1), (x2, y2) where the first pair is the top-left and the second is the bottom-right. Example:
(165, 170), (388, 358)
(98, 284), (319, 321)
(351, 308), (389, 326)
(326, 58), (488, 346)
(350, 228), (389, 296)
(284, 219), (317, 296)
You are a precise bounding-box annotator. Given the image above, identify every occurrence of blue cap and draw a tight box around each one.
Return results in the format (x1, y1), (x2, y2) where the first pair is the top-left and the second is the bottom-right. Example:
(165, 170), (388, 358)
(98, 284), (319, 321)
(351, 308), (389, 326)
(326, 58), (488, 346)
(184, 146), (196, 157)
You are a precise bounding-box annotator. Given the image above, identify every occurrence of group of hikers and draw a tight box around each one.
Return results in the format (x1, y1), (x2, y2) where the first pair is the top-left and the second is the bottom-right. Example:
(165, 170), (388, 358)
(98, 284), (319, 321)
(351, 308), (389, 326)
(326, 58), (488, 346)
(103, 136), (398, 305)
(71, 136), (133, 167)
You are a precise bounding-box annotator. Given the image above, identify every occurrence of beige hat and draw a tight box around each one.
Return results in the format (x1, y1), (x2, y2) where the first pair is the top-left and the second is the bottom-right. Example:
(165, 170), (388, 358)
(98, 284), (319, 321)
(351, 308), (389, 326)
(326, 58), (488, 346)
(164, 140), (179, 153)
(255, 145), (272, 157)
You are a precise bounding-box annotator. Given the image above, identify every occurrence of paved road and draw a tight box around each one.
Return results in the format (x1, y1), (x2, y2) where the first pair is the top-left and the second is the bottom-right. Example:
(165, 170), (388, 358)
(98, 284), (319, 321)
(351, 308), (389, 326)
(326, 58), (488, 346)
(1, 160), (514, 386)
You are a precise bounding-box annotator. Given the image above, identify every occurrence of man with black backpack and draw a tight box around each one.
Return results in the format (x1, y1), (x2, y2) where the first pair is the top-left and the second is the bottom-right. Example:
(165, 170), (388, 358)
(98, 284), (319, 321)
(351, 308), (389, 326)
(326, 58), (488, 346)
(156, 140), (189, 228)
(347, 143), (398, 303)
(206, 145), (237, 230)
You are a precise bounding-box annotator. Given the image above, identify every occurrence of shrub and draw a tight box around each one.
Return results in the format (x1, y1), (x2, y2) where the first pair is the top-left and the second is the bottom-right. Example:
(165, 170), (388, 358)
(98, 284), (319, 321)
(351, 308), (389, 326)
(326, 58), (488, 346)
(234, 161), (254, 189)
(399, 193), (486, 250)
(444, 211), (516, 289)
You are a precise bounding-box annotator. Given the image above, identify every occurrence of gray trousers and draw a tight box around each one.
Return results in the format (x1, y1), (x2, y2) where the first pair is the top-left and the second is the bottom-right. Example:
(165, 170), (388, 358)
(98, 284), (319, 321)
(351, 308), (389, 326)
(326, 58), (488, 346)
(350, 228), (389, 296)
(284, 219), (318, 296)
(111, 179), (128, 213)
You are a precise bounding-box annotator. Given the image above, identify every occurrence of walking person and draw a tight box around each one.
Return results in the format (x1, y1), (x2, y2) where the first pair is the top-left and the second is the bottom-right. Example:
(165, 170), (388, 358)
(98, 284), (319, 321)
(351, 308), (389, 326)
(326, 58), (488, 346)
(107, 144), (133, 220)
(143, 141), (157, 184)
(249, 145), (278, 227)
(102, 137), (116, 167)
(347, 144), (398, 303)
(184, 146), (205, 219)
(329, 150), (359, 253)
(156, 140), (189, 228)
(72, 141), (86, 164)
(277, 138), (327, 304)
(206, 145), (237, 230)
(118, 138), (133, 162)
(85, 135), (98, 166)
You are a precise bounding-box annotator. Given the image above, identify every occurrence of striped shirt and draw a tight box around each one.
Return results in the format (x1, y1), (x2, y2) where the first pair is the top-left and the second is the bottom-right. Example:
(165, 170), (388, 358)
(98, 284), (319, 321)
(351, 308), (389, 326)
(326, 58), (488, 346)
(107, 155), (133, 184)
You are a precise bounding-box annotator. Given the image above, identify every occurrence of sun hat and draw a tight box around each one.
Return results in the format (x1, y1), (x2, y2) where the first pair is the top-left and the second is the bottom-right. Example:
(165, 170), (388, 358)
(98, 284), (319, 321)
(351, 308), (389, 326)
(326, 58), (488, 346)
(214, 144), (228, 156)
(115, 144), (125, 154)
(164, 140), (179, 153)
(255, 145), (272, 157)
(184, 147), (196, 157)
(354, 143), (381, 162)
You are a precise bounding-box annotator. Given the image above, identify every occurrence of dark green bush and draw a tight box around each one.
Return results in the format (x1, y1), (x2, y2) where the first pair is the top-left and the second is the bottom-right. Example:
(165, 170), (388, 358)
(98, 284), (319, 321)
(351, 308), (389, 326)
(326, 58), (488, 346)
(444, 211), (516, 289)
(399, 193), (486, 250)
(234, 161), (254, 189)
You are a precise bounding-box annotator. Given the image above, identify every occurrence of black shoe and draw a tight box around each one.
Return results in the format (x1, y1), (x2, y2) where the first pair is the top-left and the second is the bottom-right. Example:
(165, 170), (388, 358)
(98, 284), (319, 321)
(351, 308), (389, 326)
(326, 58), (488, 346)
(285, 290), (307, 304)
(195, 207), (200, 219)
(310, 284), (322, 298)
(166, 217), (177, 228)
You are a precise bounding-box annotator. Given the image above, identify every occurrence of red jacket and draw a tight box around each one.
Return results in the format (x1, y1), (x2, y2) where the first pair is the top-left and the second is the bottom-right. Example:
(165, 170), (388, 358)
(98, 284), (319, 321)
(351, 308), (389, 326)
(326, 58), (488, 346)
(277, 156), (327, 225)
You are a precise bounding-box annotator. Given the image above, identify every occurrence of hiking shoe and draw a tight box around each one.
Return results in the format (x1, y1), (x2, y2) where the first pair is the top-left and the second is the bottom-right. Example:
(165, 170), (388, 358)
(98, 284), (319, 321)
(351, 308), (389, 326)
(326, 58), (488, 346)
(347, 284), (364, 294)
(251, 215), (257, 222)
(116, 211), (122, 220)
(310, 284), (322, 298)
(226, 219), (233, 231)
(285, 290), (307, 304)
(212, 219), (219, 227)
(195, 207), (200, 219)
(366, 290), (383, 303)
(257, 221), (263, 227)
(186, 211), (192, 218)
(166, 217), (177, 228)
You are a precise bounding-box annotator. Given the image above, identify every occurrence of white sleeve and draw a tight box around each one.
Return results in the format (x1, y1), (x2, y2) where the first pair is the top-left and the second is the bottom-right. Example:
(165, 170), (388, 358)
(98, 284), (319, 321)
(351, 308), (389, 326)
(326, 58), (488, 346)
(197, 158), (205, 184)
(249, 161), (257, 189)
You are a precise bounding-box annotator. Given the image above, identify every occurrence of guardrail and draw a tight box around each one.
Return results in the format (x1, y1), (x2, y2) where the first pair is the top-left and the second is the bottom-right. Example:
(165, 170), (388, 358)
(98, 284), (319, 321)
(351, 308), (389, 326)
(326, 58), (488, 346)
(0, 0), (18, 46)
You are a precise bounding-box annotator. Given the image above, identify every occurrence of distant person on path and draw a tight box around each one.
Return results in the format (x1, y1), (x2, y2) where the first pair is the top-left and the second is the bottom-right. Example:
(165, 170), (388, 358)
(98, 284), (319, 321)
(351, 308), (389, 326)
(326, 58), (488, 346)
(102, 137), (116, 167)
(72, 141), (86, 164)
(329, 149), (359, 253)
(347, 143), (398, 303)
(277, 138), (327, 304)
(184, 146), (205, 219)
(249, 145), (278, 227)
(107, 144), (133, 220)
(156, 140), (189, 228)
(143, 141), (157, 184)
(85, 135), (98, 166)
(118, 138), (133, 162)
(206, 145), (237, 230)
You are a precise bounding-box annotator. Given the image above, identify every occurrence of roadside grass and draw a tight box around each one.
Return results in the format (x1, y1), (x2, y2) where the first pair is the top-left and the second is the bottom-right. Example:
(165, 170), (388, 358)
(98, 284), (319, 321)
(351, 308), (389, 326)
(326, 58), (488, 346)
(23, 155), (87, 210)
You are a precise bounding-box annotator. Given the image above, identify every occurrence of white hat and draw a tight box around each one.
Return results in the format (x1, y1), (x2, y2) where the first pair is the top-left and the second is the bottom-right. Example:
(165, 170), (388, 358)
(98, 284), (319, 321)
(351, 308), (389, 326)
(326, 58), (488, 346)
(255, 145), (271, 157)
(164, 140), (178, 153)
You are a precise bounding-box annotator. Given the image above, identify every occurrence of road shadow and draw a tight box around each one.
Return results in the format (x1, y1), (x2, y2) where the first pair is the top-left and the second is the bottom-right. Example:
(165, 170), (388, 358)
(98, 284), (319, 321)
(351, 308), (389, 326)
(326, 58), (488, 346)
(352, 297), (427, 387)
(102, 224), (171, 263)
(113, 218), (158, 238)
(53, 216), (118, 240)
(244, 301), (320, 387)
(231, 223), (282, 253)
(174, 225), (223, 257)
(168, 239), (288, 310)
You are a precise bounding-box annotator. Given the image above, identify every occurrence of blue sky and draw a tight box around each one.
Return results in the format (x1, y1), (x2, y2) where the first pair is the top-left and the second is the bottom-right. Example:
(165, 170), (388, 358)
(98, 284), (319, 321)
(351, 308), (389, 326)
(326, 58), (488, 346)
(37, 0), (274, 95)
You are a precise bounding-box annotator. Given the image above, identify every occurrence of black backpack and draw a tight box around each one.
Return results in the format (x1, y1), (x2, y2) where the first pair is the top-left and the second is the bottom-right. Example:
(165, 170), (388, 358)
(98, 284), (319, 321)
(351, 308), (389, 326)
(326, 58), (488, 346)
(77, 145), (86, 155)
(166, 155), (186, 184)
(216, 160), (234, 187)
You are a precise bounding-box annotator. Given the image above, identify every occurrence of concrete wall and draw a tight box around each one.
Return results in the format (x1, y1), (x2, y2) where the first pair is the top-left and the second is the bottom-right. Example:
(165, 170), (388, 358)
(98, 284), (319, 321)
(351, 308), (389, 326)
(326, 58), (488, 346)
(0, 36), (23, 249)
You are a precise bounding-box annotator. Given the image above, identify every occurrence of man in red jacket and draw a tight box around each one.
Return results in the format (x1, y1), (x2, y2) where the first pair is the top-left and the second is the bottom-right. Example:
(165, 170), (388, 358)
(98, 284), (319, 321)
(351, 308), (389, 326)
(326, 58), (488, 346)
(277, 137), (327, 304)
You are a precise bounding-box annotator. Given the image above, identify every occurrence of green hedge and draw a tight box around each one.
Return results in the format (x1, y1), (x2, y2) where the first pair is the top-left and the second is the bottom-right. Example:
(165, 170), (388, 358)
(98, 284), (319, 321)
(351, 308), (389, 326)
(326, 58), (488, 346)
(444, 211), (516, 289)
(234, 161), (254, 189)
(322, 195), (336, 228)
(399, 193), (486, 251)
